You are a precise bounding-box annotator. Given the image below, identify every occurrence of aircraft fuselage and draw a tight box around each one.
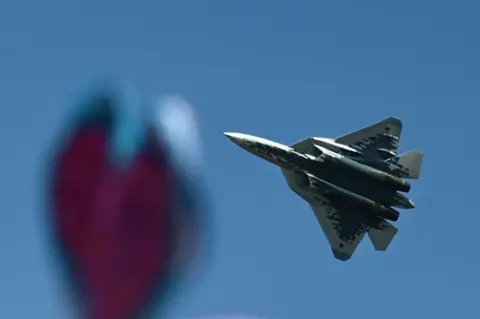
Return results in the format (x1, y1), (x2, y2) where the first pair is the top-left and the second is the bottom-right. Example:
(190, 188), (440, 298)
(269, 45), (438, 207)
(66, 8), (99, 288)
(223, 132), (414, 212)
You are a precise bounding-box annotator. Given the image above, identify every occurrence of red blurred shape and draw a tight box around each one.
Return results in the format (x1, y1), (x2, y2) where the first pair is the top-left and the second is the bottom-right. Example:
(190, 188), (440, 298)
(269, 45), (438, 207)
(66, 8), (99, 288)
(51, 122), (177, 318)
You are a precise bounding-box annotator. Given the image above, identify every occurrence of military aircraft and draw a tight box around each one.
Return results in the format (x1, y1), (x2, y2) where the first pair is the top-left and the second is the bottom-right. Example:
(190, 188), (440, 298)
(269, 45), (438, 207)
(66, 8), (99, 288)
(224, 117), (423, 261)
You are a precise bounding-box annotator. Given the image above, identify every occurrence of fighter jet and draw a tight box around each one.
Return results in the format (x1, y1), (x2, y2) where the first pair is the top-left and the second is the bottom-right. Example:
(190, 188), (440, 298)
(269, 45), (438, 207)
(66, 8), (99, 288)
(224, 117), (423, 261)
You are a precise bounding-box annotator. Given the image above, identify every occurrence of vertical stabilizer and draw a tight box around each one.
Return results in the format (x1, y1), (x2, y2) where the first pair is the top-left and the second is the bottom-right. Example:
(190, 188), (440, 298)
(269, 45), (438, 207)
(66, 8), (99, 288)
(386, 149), (423, 179)
(363, 218), (398, 251)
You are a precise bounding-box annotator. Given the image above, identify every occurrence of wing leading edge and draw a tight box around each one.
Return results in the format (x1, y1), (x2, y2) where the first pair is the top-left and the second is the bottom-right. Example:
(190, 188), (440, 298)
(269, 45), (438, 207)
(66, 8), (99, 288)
(288, 117), (403, 160)
(335, 117), (402, 159)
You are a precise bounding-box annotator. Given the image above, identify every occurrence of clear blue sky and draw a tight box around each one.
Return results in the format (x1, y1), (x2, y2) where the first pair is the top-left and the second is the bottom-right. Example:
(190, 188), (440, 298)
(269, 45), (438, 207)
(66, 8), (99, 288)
(1, 0), (479, 318)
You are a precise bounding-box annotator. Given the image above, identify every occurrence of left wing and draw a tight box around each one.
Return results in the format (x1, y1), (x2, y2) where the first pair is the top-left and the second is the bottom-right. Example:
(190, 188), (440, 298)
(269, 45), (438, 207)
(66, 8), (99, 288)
(282, 168), (399, 261)
(335, 117), (402, 159)
(308, 195), (367, 261)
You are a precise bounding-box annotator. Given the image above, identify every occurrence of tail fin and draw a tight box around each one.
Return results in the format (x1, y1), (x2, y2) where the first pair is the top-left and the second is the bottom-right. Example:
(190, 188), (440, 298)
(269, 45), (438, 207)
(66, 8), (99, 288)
(363, 218), (398, 251)
(386, 149), (423, 179)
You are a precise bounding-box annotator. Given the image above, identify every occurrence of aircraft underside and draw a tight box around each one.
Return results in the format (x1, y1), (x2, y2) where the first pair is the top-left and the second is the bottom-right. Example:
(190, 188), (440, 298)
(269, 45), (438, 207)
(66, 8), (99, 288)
(282, 168), (400, 261)
(225, 116), (423, 261)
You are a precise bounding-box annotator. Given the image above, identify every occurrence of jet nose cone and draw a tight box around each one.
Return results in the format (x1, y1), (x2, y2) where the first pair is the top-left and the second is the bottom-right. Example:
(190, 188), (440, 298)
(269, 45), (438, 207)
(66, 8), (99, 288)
(223, 132), (244, 145)
(223, 132), (235, 139)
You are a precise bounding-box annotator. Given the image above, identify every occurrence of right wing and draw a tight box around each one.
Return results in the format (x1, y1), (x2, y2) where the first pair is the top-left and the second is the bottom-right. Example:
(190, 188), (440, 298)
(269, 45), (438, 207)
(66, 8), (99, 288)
(290, 117), (403, 160)
(308, 195), (367, 261)
(335, 117), (402, 159)
(308, 195), (398, 261)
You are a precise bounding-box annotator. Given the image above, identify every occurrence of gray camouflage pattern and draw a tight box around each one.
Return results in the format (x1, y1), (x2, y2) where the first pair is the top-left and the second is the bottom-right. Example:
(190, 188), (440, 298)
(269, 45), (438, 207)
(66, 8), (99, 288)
(224, 117), (422, 261)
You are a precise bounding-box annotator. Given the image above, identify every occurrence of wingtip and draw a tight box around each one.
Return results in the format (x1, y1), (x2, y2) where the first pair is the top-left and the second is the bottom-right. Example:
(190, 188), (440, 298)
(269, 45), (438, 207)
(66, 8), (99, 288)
(332, 249), (352, 261)
(384, 116), (403, 129)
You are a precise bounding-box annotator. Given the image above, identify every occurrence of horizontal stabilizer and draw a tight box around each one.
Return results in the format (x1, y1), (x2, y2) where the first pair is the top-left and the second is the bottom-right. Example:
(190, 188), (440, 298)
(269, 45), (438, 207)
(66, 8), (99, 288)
(363, 218), (398, 251)
(386, 149), (423, 179)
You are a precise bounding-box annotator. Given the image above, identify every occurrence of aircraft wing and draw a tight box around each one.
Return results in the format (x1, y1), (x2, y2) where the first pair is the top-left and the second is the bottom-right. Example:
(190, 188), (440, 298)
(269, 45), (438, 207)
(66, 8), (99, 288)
(335, 117), (402, 159)
(308, 195), (367, 261)
(308, 195), (398, 261)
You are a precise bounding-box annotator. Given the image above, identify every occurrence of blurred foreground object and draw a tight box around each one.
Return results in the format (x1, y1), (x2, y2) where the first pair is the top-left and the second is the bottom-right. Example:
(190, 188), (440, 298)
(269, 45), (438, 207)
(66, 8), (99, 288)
(190, 316), (266, 319)
(46, 86), (207, 319)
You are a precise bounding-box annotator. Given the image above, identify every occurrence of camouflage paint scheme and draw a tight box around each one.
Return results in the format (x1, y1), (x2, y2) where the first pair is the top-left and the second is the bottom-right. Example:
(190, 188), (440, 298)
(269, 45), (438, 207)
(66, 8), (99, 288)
(224, 117), (423, 261)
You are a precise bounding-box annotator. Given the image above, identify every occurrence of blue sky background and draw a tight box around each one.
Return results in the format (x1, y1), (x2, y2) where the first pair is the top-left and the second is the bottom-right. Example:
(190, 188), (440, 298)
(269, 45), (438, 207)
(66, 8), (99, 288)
(1, 0), (479, 318)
